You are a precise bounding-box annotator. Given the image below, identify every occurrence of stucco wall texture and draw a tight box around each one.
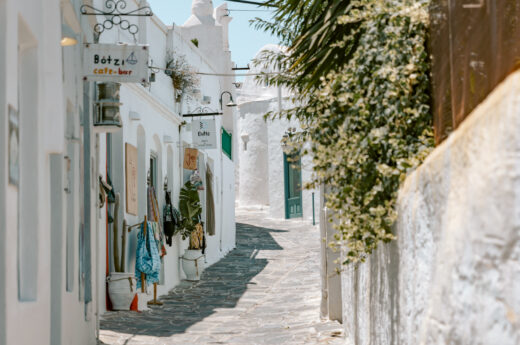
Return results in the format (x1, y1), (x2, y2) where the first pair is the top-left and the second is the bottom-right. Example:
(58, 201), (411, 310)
(341, 71), (520, 344)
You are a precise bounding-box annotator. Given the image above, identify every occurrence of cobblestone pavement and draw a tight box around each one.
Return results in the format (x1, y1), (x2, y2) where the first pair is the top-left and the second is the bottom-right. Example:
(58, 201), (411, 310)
(99, 209), (344, 345)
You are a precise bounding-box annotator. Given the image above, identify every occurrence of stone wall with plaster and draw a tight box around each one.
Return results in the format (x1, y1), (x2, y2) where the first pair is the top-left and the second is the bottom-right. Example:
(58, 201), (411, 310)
(340, 71), (520, 344)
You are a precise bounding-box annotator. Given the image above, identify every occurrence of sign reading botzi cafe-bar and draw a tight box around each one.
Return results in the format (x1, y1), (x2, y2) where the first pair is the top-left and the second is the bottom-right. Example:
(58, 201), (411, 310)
(83, 43), (149, 83)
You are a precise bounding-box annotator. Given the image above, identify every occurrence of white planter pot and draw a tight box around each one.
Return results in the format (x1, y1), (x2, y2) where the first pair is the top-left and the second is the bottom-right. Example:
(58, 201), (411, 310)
(107, 272), (136, 311)
(181, 249), (205, 281)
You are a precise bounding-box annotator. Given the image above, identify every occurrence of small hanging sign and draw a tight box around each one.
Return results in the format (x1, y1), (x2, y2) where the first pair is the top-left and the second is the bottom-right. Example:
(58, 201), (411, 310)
(183, 148), (199, 170)
(83, 43), (149, 83)
(192, 119), (217, 149)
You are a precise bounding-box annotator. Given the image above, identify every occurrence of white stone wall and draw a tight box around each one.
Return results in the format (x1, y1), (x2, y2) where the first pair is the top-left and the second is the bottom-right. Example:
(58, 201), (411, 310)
(340, 71), (520, 345)
(236, 45), (319, 223)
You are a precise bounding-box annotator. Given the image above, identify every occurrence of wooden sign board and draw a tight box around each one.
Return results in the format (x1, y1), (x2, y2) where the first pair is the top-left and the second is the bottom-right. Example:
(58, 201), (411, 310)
(83, 43), (149, 83)
(125, 143), (138, 215)
(183, 148), (198, 170)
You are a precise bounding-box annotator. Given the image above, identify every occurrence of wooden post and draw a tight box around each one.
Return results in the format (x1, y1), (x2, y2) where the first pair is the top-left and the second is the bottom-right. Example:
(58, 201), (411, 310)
(141, 216), (147, 293)
(148, 282), (163, 305)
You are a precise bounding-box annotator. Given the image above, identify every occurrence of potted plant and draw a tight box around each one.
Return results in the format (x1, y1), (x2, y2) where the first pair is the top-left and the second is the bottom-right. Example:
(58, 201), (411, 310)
(179, 181), (205, 281)
(165, 51), (200, 103)
(106, 193), (137, 310)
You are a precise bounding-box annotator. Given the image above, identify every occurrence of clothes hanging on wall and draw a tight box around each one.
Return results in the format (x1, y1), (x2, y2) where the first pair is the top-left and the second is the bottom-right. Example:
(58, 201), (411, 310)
(163, 191), (180, 246)
(206, 164), (216, 236)
(135, 221), (161, 289)
(147, 186), (167, 257)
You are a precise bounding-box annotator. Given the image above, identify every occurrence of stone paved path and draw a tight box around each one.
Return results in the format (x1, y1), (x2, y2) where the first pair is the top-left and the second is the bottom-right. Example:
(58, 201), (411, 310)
(99, 209), (344, 345)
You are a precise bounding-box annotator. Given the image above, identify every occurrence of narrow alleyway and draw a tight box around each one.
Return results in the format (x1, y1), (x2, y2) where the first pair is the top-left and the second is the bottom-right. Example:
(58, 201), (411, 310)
(99, 209), (344, 345)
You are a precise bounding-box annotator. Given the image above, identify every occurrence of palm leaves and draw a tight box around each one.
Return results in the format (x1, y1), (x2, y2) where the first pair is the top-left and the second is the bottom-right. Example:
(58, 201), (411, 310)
(253, 0), (361, 91)
(179, 181), (202, 242)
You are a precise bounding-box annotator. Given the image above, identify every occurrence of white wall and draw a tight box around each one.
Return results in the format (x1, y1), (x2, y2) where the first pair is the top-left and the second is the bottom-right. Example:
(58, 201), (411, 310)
(0, 0), (7, 343)
(237, 100), (270, 206)
(340, 70), (520, 345)
(1, 0), (97, 344)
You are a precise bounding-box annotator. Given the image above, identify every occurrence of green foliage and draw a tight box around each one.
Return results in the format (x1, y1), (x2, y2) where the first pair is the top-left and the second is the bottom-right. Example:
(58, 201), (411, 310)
(253, 0), (360, 92)
(179, 181), (202, 242)
(257, 0), (434, 264)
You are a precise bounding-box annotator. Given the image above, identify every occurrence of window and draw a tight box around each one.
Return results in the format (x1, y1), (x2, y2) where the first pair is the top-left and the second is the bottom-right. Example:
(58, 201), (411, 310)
(150, 153), (157, 189)
(221, 127), (232, 160)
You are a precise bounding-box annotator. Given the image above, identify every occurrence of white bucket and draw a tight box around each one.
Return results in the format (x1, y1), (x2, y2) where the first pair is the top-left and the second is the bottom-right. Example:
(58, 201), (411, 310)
(181, 250), (205, 281)
(107, 272), (136, 310)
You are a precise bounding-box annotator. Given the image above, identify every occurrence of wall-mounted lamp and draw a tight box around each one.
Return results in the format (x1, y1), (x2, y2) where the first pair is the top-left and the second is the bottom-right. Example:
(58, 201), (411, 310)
(61, 24), (78, 47)
(219, 91), (237, 110)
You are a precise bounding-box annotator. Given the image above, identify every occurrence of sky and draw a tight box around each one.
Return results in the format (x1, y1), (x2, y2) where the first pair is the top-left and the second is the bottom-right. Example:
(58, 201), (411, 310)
(147, 0), (278, 70)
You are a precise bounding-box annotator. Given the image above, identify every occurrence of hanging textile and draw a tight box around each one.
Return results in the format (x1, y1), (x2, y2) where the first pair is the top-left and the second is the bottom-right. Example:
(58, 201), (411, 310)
(206, 164), (216, 236)
(135, 221), (161, 289)
(163, 191), (180, 246)
(147, 186), (167, 257)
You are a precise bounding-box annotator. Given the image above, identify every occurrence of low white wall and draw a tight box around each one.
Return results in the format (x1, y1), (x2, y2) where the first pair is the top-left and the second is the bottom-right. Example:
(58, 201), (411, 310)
(341, 71), (520, 344)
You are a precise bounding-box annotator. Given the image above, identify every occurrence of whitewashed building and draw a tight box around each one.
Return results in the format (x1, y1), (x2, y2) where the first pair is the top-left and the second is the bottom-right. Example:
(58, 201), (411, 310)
(0, 0), (237, 344)
(236, 45), (319, 223)
(95, 0), (237, 314)
(0, 0), (99, 344)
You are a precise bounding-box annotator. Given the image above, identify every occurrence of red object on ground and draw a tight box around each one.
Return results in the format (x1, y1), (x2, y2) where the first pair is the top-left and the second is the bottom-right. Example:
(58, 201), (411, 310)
(130, 294), (138, 311)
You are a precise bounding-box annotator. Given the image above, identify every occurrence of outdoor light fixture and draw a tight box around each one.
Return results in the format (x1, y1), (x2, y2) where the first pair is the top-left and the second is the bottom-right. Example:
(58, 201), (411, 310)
(94, 82), (123, 132)
(61, 24), (78, 46)
(219, 91), (237, 110)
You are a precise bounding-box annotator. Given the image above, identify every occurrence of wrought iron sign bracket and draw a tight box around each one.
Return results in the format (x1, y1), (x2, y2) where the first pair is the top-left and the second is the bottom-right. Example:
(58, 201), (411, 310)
(80, 0), (153, 42)
(183, 107), (222, 118)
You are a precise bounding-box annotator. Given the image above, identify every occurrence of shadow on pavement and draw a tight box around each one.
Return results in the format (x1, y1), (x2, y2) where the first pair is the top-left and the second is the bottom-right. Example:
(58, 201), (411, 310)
(100, 222), (287, 337)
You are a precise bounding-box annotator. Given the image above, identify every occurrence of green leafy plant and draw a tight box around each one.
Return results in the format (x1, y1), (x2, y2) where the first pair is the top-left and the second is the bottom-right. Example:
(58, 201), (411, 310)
(255, 0), (434, 264)
(190, 38), (199, 47)
(179, 181), (203, 249)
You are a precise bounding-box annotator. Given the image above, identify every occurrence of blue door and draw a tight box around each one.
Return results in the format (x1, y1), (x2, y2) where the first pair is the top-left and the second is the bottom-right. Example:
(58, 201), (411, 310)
(284, 153), (303, 219)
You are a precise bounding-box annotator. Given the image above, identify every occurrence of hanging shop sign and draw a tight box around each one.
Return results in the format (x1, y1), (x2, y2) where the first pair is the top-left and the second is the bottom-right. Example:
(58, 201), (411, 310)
(192, 119), (217, 149)
(83, 43), (149, 83)
(125, 143), (138, 215)
(183, 148), (199, 170)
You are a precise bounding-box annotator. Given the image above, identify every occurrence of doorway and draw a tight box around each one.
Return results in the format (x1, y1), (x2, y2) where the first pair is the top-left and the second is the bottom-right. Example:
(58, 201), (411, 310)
(283, 153), (303, 219)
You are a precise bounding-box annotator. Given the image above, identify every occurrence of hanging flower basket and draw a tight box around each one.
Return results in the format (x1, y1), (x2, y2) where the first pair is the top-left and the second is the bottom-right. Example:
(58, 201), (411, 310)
(165, 51), (200, 102)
